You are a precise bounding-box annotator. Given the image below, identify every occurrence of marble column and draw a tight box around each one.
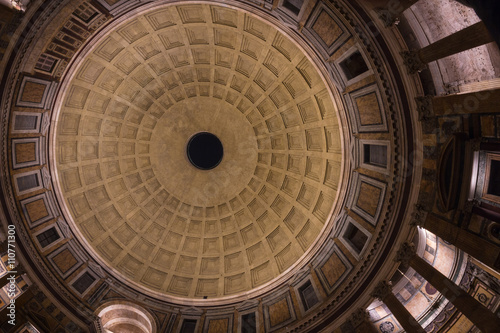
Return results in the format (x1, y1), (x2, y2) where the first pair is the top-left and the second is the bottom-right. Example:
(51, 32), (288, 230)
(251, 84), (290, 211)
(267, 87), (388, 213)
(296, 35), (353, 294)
(371, 280), (426, 333)
(402, 21), (493, 73)
(397, 242), (500, 332)
(413, 206), (500, 269)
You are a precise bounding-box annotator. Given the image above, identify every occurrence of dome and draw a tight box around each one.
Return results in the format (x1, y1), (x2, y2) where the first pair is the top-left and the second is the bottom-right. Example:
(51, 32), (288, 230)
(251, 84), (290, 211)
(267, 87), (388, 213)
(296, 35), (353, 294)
(53, 2), (343, 299)
(1, 0), (499, 332)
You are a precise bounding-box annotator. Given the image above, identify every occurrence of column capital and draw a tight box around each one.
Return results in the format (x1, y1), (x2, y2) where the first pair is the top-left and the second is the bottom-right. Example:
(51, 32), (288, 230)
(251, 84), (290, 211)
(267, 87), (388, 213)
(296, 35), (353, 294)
(375, 9), (400, 27)
(410, 204), (428, 227)
(415, 96), (434, 121)
(443, 83), (461, 95)
(348, 308), (370, 328)
(401, 51), (426, 74)
(395, 242), (416, 266)
(371, 280), (393, 301)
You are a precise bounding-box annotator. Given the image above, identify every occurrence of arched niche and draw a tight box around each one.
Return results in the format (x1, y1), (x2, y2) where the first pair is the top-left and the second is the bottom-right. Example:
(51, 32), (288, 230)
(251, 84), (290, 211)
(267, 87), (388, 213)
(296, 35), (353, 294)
(97, 301), (156, 333)
(437, 133), (468, 211)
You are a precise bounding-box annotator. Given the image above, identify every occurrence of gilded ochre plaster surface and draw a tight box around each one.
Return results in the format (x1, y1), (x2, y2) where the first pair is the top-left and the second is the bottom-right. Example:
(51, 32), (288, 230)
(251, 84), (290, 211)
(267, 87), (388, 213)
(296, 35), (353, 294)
(54, 3), (342, 298)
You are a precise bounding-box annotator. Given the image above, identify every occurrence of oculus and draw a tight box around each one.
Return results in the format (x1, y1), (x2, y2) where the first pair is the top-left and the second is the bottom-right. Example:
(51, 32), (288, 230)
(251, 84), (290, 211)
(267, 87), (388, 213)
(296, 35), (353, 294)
(187, 132), (224, 170)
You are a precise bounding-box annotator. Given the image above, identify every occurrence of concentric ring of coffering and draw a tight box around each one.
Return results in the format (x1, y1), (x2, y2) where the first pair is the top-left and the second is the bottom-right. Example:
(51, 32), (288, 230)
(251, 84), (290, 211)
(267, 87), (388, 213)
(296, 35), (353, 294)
(187, 132), (224, 170)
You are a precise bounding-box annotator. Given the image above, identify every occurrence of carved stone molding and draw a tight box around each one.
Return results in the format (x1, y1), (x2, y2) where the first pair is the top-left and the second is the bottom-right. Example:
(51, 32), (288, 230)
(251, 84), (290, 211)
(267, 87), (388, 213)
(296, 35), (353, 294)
(92, 317), (104, 333)
(88, 261), (105, 278)
(105, 277), (114, 286)
(56, 218), (71, 238)
(236, 298), (259, 311)
(41, 111), (50, 135)
(401, 50), (427, 74)
(371, 280), (393, 301)
(41, 166), (51, 190)
(180, 306), (203, 316)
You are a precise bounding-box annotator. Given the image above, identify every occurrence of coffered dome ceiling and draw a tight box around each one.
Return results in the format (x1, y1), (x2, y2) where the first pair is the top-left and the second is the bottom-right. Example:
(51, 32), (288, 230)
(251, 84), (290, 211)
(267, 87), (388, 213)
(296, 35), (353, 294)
(54, 3), (342, 298)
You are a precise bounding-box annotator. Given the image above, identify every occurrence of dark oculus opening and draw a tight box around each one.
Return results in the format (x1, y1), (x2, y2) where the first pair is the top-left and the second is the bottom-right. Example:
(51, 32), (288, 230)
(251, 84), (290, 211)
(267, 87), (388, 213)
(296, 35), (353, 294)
(187, 132), (223, 170)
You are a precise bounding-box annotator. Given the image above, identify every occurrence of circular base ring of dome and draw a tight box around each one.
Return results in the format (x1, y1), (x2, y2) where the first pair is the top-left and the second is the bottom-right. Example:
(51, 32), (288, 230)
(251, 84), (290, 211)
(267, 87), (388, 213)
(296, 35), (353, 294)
(49, 1), (347, 303)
